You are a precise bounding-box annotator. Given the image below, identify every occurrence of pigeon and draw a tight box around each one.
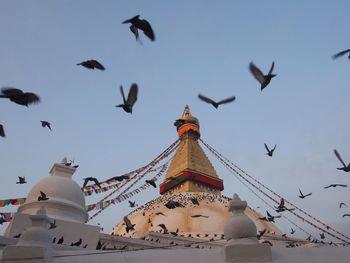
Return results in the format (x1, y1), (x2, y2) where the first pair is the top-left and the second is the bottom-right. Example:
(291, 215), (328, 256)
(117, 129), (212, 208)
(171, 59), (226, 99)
(38, 191), (49, 201)
(122, 15), (155, 41)
(275, 198), (294, 212)
(123, 216), (135, 233)
(190, 198), (200, 206)
(264, 143), (276, 157)
(290, 228), (295, 235)
(0, 87), (40, 106)
(257, 229), (267, 240)
(191, 214), (209, 218)
(320, 233), (325, 239)
(57, 236), (64, 244)
(334, 149), (350, 172)
(116, 84), (138, 113)
(40, 121), (52, 131)
(266, 211), (281, 222)
(262, 240), (273, 246)
(82, 177), (102, 188)
(332, 49), (350, 59)
(170, 228), (179, 236)
(339, 202), (347, 208)
(77, 60), (105, 70)
(128, 201), (137, 207)
(49, 220), (57, 230)
(165, 200), (184, 209)
(71, 238), (82, 246)
(16, 176), (27, 184)
(249, 62), (276, 90)
(258, 216), (269, 222)
(158, 224), (168, 233)
(324, 184), (347, 189)
(155, 212), (166, 216)
(197, 94), (236, 109)
(298, 189), (312, 199)
(110, 175), (130, 182)
(0, 124), (5, 137)
(146, 179), (157, 188)
(343, 214), (350, 217)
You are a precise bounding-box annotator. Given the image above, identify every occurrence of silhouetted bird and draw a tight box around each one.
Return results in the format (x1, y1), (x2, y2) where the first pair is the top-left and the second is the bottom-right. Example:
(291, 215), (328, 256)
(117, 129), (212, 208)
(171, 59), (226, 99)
(170, 228), (179, 236)
(324, 184), (347, 189)
(52, 237), (56, 243)
(123, 216), (135, 233)
(57, 236), (64, 244)
(49, 220), (57, 230)
(40, 121), (52, 131)
(249, 62), (276, 90)
(16, 176), (27, 184)
(334, 149), (350, 172)
(116, 84), (138, 114)
(77, 60), (105, 70)
(146, 179), (157, 188)
(165, 200), (184, 209)
(155, 212), (166, 216)
(290, 228), (295, 235)
(96, 240), (103, 250)
(158, 224), (168, 233)
(128, 201), (137, 207)
(190, 198), (200, 206)
(82, 177), (101, 188)
(13, 233), (21, 238)
(257, 229), (267, 240)
(264, 143), (276, 157)
(266, 211), (281, 222)
(298, 189), (312, 199)
(320, 233), (325, 239)
(343, 214), (350, 217)
(198, 94), (236, 109)
(0, 87), (40, 106)
(339, 202), (347, 208)
(111, 175), (129, 182)
(38, 191), (49, 201)
(122, 15), (155, 41)
(275, 198), (294, 212)
(332, 49), (350, 59)
(262, 240), (273, 246)
(258, 216), (269, 222)
(191, 214), (209, 218)
(71, 238), (82, 246)
(0, 124), (5, 137)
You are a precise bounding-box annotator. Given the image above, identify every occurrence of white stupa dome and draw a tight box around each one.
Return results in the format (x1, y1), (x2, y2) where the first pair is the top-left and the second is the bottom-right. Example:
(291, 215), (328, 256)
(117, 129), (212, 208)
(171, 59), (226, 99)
(17, 158), (88, 223)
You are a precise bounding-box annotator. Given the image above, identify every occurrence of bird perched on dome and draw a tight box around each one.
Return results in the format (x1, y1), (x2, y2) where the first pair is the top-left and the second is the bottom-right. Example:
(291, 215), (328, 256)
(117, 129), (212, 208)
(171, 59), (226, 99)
(249, 61), (276, 90)
(116, 84), (138, 114)
(0, 87), (40, 106)
(122, 15), (155, 42)
(77, 59), (105, 70)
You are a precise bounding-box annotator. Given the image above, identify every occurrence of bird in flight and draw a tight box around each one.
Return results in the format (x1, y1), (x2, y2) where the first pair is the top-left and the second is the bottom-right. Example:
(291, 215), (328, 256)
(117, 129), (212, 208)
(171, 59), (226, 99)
(257, 229), (267, 240)
(41, 121), (52, 131)
(249, 62), (276, 90)
(71, 238), (82, 247)
(332, 49), (350, 59)
(0, 87), (40, 106)
(339, 202), (347, 208)
(122, 15), (155, 42)
(123, 216), (135, 233)
(264, 143), (277, 157)
(343, 214), (350, 218)
(0, 124), (5, 137)
(275, 198), (294, 212)
(298, 189), (312, 199)
(116, 84), (138, 114)
(333, 149), (350, 172)
(146, 179), (157, 188)
(165, 200), (184, 209)
(82, 177), (102, 188)
(290, 228), (295, 235)
(110, 175), (129, 182)
(77, 60), (105, 70)
(197, 94), (236, 109)
(266, 211), (281, 222)
(38, 191), (49, 201)
(191, 214), (209, 218)
(128, 201), (137, 208)
(324, 184), (347, 189)
(49, 220), (57, 230)
(57, 236), (64, 245)
(190, 198), (200, 206)
(16, 176), (27, 184)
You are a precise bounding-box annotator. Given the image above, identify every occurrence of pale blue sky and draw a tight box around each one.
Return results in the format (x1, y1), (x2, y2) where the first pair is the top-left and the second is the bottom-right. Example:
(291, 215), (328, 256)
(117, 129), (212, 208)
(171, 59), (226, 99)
(0, 1), (349, 241)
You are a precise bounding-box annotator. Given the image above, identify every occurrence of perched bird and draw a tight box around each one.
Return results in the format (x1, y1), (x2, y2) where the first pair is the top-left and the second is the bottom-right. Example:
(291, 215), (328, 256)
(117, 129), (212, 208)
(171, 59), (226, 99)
(116, 84), (138, 114)
(191, 214), (209, 218)
(249, 62), (276, 90)
(16, 176), (27, 184)
(190, 198), (200, 206)
(197, 94), (236, 109)
(122, 15), (155, 41)
(165, 200), (184, 209)
(334, 149), (350, 172)
(82, 177), (102, 188)
(71, 238), (82, 246)
(298, 189), (312, 199)
(57, 236), (64, 244)
(77, 60), (105, 70)
(290, 228), (295, 235)
(324, 184), (347, 189)
(0, 87), (40, 106)
(123, 216), (135, 233)
(342, 214), (350, 217)
(40, 121), (52, 131)
(38, 191), (49, 201)
(264, 143), (277, 157)
(128, 201), (137, 207)
(332, 49), (350, 59)
(0, 124), (5, 137)
(146, 179), (157, 188)
(49, 220), (57, 230)
(257, 229), (267, 240)
(306, 235), (311, 241)
(339, 202), (347, 208)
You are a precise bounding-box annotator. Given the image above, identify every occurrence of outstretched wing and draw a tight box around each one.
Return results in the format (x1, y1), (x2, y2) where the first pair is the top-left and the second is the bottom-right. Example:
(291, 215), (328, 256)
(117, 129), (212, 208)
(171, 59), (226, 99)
(123, 216), (132, 228)
(1, 87), (23, 97)
(299, 189), (303, 196)
(126, 83), (138, 107)
(130, 25), (139, 41)
(0, 124), (5, 137)
(334, 149), (346, 167)
(266, 211), (272, 217)
(217, 96), (236, 105)
(90, 60), (105, 70)
(140, 19), (155, 41)
(198, 94), (216, 105)
(332, 49), (350, 59)
(268, 61), (275, 75)
(119, 85), (127, 104)
(264, 143), (270, 152)
(249, 62), (265, 84)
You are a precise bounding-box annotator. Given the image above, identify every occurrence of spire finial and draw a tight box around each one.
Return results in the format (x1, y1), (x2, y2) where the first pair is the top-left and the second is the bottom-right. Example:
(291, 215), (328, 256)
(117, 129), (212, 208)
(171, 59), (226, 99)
(182, 105), (191, 116)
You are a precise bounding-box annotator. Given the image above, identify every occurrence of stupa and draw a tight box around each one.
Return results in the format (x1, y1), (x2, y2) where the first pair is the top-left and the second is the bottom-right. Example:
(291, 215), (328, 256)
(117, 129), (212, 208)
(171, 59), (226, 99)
(112, 106), (282, 238)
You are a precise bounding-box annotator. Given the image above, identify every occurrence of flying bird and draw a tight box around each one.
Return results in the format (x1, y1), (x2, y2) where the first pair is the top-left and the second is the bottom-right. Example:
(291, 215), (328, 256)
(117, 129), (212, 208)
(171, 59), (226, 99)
(77, 60), (105, 70)
(146, 179), (157, 188)
(334, 149), (350, 172)
(339, 202), (347, 208)
(40, 121), (52, 131)
(191, 214), (209, 218)
(110, 175), (129, 182)
(324, 184), (347, 189)
(343, 214), (350, 217)
(275, 198), (294, 212)
(197, 94), (236, 109)
(0, 87), (40, 106)
(298, 189), (312, 199)
(155, 212), (166, 216)
(290, 228), (295, 235)
(122, 15), (155, 41)
(158, 224), (168, 233)
(116, 84), (138, 113)
(249, 62), (276, 90)
(16, 176), (27, 184)
(49, 220), (57, 230)
(38, 191), (49, 201)
(71, 238), (82, 246)
(257, 229), (267, 240)
(165, 200), (184, 209)
(266, 211), (281, 222)
(191, 198), (200, 206)
(57, 236), (64, 244)
(128, 201), (137, 207)
(82, 177), (102, 188)
(332, 49), (350, 59)
(264, 144), (276, 157)
(0, 124), (5, 137)
(262, 240), (273, 246)
(123, 216), (136, 233)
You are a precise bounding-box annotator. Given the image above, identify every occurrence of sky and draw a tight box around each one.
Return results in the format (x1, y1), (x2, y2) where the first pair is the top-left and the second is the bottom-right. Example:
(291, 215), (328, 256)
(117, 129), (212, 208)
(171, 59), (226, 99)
(0, 0), (349, 242)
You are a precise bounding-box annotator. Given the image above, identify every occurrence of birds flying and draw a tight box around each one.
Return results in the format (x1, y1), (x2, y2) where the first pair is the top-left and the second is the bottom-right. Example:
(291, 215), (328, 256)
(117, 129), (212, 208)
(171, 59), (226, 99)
(82, 177), (102, 188)
(77, 60), (105, 70)
(339, 202), (347, 208)
(334, 149), (350, 172)
(0, 87), (40, 106)
(332, 49), (350, 60)
(298, 189), (312, 199)
(122, 15), (155, 42)
(264, 144), (277, 157)
(123, 216), (136, 233)
(38, 191), (49, 201)
(41, 121), (52, 131)
(128, 201), (137, 207)
(146, 179), (157, 188)
(197, 94), (236, 109)
(16, 176), (27, 184)
(324, 184), (347, 189)
(0, 124), (5, 137)
(116, 84), (138, 113)
(249, 62), (276, 90)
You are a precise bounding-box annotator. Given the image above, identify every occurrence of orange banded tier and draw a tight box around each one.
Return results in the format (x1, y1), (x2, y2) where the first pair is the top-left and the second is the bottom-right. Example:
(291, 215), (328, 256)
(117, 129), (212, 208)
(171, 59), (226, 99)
(159, 105), (224, 195)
